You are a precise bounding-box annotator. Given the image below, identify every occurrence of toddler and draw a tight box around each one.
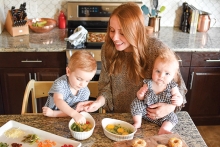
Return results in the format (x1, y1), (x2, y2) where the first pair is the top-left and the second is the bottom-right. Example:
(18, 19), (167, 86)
(131, 48), (183, 134)
(42, 50), (97, 124)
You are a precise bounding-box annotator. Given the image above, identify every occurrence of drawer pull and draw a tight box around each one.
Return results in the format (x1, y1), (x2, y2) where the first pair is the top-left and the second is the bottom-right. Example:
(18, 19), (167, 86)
(190, 72), (194, 90)
(206, 59), (220, 62)
(21, 60), (42, 63)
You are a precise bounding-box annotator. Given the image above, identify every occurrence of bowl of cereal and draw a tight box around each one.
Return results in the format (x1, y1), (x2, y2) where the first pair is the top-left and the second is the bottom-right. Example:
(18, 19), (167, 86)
(68, 112), (95, 140)
(102, 118), (137, 141)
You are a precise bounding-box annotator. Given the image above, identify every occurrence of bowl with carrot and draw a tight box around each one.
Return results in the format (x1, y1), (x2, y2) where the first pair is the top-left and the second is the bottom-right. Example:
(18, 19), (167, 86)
(68, 112), (95, 140)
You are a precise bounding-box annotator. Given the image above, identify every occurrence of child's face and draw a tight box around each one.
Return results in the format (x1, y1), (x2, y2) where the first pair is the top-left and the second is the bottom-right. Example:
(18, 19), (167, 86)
(152, 58), (177, 86)
(66, 67), (96, 91)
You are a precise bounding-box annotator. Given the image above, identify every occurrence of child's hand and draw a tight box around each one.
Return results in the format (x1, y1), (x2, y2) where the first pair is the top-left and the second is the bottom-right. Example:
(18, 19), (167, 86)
(42, 107), (54, 117)
(171, 95), (183, 106)
(137, 84), (148, 100)
(73, 113), (86, 124)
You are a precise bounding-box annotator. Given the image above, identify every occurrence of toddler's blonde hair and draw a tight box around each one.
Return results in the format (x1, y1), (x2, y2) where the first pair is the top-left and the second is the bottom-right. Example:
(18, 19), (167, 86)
(68, 50), (97, 72)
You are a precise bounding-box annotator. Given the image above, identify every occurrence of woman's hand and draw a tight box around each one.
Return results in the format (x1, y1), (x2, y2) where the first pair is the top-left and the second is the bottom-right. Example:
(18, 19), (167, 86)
(147, 103), (176, 120)
(75, 101), (93, 112)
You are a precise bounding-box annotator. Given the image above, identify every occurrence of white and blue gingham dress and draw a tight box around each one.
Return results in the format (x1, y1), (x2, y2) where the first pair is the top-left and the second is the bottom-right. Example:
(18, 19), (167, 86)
(131, 79), (178, 126)
(45, 75), (90, 110)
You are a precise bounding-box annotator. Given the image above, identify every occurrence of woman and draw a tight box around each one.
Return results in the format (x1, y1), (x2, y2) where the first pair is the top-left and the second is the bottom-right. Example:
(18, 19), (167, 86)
(79, 2), (187, 120)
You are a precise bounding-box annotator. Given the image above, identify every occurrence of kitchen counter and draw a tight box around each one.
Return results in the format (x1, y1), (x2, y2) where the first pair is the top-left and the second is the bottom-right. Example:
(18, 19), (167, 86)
(0, 111), (207, 147)
(0, 27), (220, 52)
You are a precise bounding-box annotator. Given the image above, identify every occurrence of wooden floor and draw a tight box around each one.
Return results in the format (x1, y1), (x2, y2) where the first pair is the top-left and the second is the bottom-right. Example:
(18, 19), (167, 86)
(196, 125), (220, 147)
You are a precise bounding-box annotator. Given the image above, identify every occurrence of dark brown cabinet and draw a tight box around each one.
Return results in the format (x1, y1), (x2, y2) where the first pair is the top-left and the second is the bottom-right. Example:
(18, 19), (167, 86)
(0, 52), (66, 114)
(176, 52), (191, 86)
(184, 52), (220, 125)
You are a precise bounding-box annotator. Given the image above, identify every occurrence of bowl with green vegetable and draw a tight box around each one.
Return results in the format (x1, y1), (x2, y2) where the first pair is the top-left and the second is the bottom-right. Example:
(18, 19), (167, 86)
(102, 118), (137, 141)
(68, 112), (95, 140)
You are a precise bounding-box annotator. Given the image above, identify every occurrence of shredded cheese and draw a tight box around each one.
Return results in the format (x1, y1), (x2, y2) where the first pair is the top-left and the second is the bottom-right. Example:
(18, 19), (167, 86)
(4, 127), (26, 138)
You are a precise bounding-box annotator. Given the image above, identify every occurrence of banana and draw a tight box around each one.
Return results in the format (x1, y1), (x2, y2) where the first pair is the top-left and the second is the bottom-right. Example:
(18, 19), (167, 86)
(32, 20), (47, 27)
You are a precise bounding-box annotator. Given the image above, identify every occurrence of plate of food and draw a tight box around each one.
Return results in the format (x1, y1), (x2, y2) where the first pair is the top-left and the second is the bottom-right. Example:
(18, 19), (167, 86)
(0, 120), (81, 147)
(113, 133), (188, 147)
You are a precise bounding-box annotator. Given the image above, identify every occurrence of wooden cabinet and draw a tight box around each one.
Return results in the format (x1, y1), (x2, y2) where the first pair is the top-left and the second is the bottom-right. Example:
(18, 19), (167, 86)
(184, 52), (220, 125)
(0, 52), (66, 114)
(176, 52), (191, 86)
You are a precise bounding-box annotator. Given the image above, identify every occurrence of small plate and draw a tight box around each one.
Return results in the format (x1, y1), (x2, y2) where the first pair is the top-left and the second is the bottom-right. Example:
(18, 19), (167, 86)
(0, 120), (81, 147)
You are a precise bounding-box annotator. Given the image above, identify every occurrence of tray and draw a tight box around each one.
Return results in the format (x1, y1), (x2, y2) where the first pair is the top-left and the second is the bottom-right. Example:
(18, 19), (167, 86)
(85, 32), (106, 47)
(0, 120), (81, 147)
(114, 133), (188, 147)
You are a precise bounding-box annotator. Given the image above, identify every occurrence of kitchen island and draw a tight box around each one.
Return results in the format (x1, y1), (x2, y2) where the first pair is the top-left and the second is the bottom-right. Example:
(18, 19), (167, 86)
(0, 111), (207, 147)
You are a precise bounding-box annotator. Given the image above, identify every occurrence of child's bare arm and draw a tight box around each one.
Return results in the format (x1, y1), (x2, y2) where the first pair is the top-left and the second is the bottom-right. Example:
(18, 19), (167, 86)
(54, 93), (86, 124)
(171, 87), (183, 106)
(137, 84), (148, 100)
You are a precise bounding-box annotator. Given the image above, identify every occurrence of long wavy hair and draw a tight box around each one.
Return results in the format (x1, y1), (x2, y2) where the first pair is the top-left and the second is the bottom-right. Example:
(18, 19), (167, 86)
(105, 2), (148, 84)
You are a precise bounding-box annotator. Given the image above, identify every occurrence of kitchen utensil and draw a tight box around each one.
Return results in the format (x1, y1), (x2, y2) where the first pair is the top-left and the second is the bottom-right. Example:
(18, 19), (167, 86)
(141, 5), (150, 16)
(151, 0), (158, 16)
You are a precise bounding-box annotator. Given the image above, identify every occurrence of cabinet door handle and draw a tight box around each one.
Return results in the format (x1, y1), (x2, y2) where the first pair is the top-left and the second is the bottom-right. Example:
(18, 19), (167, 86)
(29, 73), (32, 80)
(21, 60), (42, 63)
(190, 72), (194, 90)
(178, 60), (182, 62)
(34, 73), (37, 81)
(205, 59), (220, 62)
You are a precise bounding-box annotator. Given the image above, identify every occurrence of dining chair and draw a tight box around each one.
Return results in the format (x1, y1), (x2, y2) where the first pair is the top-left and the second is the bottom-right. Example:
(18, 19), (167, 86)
(21, 80), (54, 114)
(21, 80), (105, 114)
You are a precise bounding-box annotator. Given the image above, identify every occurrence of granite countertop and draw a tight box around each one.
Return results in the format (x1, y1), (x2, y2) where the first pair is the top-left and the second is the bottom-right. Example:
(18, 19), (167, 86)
(0, 27), (220, 52)
(0, 111), (207, 147)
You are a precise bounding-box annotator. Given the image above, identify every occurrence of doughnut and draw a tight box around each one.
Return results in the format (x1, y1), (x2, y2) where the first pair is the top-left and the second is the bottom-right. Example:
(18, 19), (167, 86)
(132, 138), (146, 147)
(168, 137), (183, 147)
(157, 145), (167, 147)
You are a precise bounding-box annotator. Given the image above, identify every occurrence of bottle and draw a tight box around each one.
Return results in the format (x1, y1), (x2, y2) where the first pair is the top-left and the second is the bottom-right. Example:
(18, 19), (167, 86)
(58, 11), (66, 29)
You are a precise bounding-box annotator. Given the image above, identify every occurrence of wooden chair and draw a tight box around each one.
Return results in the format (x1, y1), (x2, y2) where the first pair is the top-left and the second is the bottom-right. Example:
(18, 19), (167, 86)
(21, 80), (54, 114)
(21, 80), (104, 114)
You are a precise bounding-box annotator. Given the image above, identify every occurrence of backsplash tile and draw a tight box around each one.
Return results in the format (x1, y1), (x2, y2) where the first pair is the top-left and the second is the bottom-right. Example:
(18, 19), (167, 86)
(1, 0), (220, 27)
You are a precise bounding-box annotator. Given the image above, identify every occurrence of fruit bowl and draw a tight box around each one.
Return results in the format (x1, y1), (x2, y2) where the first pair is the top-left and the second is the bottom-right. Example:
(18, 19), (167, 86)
(102, 118), (137, 141)
(28, 18), (57, 33)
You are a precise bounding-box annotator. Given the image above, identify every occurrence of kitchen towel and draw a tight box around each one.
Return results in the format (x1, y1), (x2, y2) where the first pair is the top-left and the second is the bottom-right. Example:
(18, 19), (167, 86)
(65, 25), (88, 46)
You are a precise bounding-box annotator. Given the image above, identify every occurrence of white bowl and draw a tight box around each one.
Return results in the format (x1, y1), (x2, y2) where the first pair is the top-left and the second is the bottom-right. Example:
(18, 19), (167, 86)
(102, 118), (137, 141)
(68, 112), (95, 140)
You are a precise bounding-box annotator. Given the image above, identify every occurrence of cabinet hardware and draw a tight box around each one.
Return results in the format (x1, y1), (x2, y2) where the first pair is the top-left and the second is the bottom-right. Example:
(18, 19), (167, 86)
(178, 60), (182, 62)
(205, 59), (220, 62)
(190, 72), (194, 90)
(29, 73), (31, 80)
(21, 60), (42, 62)
(34, 73), (37, 80)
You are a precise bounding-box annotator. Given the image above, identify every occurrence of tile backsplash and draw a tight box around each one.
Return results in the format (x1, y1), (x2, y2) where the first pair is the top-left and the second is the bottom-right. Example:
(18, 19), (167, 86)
(1, 0), (220, 27)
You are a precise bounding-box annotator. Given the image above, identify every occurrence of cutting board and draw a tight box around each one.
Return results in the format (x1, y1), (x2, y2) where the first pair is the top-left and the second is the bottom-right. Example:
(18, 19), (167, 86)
(113, 133), (188, 147)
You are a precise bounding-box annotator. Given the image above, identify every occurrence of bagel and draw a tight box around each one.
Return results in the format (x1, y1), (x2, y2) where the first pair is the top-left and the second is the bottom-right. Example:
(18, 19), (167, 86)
(132, 138), (147, 147)
(168, 137), (183, 147)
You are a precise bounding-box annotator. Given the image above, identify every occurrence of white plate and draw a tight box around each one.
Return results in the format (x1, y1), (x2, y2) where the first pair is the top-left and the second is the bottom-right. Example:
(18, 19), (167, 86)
(0, 120), (81, 147)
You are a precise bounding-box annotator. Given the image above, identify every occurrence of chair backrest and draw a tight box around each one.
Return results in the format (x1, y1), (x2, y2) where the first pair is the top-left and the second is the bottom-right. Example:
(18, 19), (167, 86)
(21, 80), (103, 114)
(21, 80), (53, 114)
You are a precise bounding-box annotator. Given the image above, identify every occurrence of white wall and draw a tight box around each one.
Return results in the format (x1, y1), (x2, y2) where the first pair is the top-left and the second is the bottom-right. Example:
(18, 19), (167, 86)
(1, 0), (220, 27)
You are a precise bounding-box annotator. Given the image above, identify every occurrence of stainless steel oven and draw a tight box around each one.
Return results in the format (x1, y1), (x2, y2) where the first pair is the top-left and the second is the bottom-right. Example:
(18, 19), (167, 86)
(66, 1), (141, 81)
